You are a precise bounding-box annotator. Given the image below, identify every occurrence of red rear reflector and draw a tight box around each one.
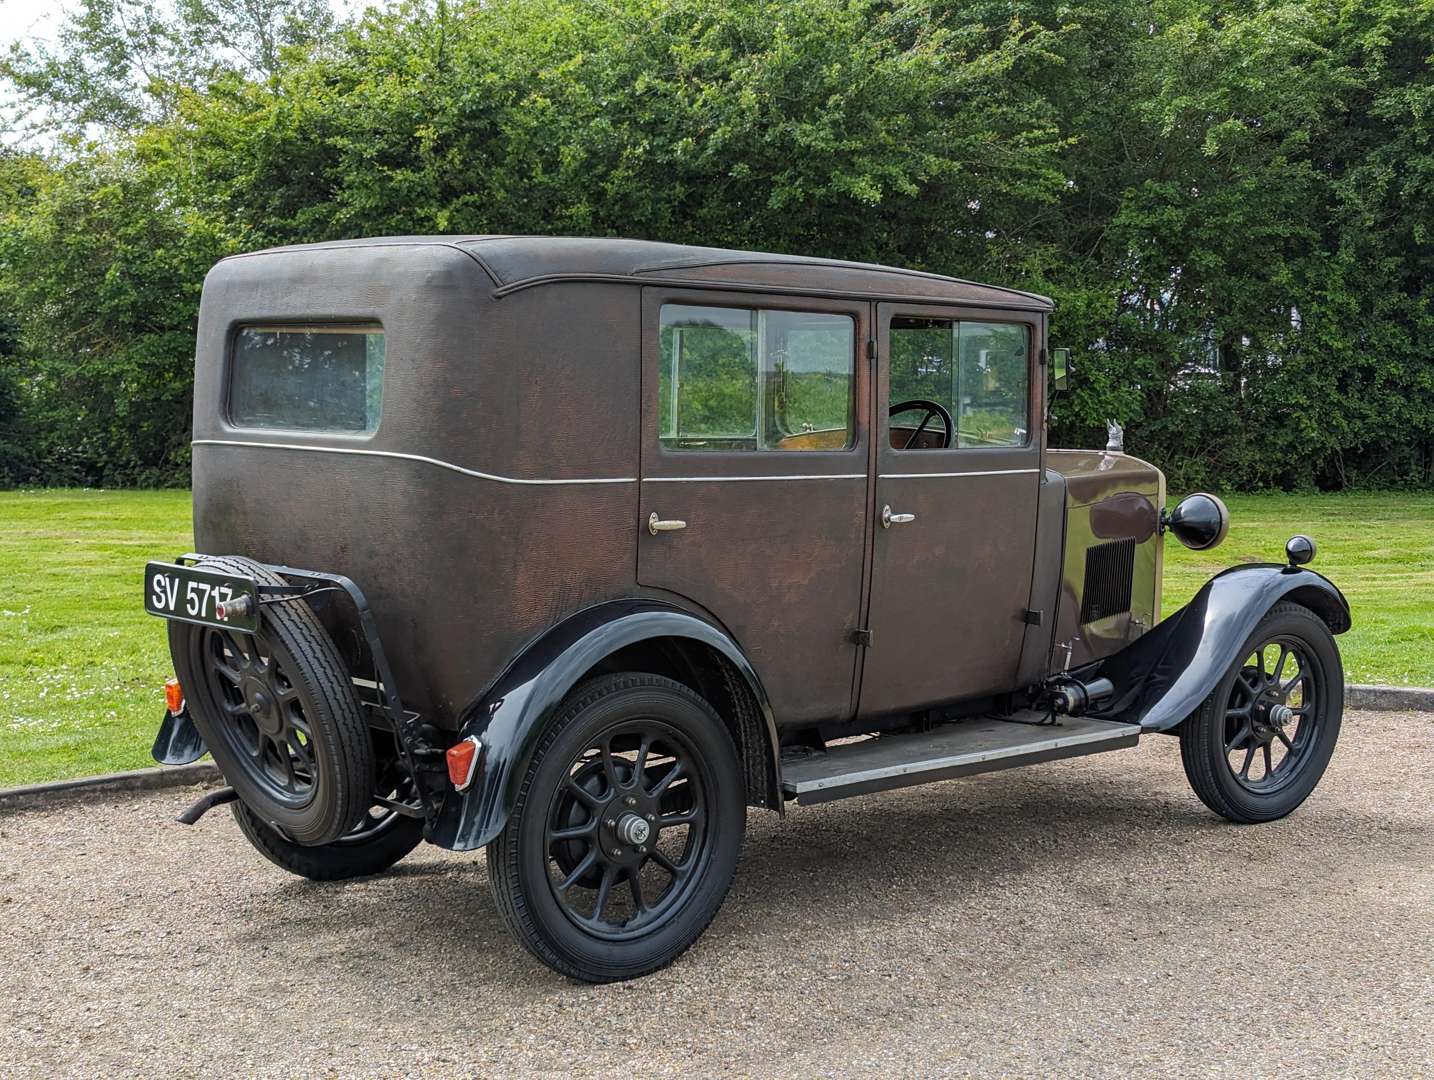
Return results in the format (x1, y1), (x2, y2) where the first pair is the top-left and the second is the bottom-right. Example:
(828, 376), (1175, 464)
(164, 677), (184, 715)
(446, 736), (481, 791)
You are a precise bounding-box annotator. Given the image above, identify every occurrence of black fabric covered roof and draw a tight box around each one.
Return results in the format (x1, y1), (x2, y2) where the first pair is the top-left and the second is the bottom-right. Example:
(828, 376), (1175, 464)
(235, 235), (1054, 310)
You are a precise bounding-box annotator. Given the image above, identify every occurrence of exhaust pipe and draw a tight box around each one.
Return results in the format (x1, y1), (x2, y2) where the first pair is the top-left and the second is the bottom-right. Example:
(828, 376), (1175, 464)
(176, 786), (238, 825)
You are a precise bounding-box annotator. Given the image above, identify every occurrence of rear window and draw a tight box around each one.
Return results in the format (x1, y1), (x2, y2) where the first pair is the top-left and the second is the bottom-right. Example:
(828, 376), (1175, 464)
(229, 325), (385, 433)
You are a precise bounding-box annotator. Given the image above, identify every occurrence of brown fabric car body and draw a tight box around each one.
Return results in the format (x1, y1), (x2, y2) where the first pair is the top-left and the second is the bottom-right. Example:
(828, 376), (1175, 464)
(189, 238), (1173, 726)
(147, 236), (1351, 982)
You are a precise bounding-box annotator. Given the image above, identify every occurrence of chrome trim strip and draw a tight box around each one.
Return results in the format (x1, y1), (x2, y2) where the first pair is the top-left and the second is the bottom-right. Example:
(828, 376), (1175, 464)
(878, 468), (1041, 479)
(194, 440), (1039, 485)
(191, 439), (638, 485)
(643, 473), (866, 483)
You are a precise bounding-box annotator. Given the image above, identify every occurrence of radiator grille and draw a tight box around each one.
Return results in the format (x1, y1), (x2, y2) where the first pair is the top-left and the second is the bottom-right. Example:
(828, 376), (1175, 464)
(1079, 538), (1137, 624)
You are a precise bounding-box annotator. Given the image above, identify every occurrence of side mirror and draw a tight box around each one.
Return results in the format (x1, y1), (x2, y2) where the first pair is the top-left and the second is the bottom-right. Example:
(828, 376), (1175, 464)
(1050, 348), (1071, 392)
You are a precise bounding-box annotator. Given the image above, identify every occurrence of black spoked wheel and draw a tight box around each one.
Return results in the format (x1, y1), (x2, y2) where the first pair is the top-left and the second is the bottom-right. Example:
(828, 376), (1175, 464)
(488, 674), (745, 983)
(1181, 602), (1343, 823)
(545, 721), (711, 940)
(171, 555), (374, 847)
(1221, 637), (1323, 793)
(231, 761), (425, 881)
(202, 627), (319, 807)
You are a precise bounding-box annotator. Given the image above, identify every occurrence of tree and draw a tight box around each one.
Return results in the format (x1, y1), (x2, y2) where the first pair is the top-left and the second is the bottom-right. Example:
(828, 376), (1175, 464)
(1, 0), (335, 137)
(172, 0), (1071, 266)
(0, 148), (232, 483)
(1, 0), (1431, 489)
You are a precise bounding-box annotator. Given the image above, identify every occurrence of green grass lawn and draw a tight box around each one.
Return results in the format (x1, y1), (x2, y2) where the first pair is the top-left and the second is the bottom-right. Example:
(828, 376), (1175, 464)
(1162, 492), (1434, 689)
(1, 488), (1431, 788)
(2, 490), (194, 787)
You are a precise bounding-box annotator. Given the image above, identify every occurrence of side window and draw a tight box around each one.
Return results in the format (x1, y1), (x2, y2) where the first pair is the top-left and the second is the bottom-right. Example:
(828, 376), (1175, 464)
(889, 317), (1029, 449)
(659, 304), (855, 451)
(958, 322), (1030, 447)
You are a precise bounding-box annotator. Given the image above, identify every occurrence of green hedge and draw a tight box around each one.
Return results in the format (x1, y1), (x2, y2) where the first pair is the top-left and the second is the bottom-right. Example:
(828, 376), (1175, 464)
(2, 0), (1431, 490)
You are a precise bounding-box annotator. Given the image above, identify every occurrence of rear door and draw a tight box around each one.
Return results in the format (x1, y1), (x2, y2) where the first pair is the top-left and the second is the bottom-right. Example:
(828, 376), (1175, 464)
(636, 288), (872, 726)
(857, 303), (1043, 716)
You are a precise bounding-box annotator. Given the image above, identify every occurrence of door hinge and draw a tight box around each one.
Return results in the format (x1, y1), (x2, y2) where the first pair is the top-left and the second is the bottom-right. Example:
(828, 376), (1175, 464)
(866, 338), (876, 361)
(849, 628), (873, 647)
(1021, 609), (1044, 626)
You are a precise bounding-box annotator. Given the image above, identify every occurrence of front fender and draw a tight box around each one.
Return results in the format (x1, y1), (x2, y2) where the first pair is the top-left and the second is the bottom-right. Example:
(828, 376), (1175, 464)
(1087, 563), (1350, 732)
(428, 600), (778, 851)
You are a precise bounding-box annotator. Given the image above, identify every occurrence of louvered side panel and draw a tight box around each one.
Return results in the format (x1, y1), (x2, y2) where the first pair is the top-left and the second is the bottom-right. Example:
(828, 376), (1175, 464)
(1079, 538), (1137, 624)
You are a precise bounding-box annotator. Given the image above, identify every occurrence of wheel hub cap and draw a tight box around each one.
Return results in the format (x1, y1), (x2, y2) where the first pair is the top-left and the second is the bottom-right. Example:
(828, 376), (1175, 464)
(1251, 699), (1294, 744)
(616, 813), (651, 846)
(240, 676), (282, 734)
(595, 791), (660, 860)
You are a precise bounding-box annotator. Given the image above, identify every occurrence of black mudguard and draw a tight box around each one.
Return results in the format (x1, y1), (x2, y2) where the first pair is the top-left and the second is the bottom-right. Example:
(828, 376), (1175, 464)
(1086, 564), (1351, 732)
(152, 707), (208, 765)
(428, 599), (780, 852)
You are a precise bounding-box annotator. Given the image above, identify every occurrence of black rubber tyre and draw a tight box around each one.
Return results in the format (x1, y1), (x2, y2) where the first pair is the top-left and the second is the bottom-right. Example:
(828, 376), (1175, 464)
(1179, 602), (1343, 824)
(170, 555), (374, 847)
(231, 798), (424, 881)
(487, 673), (746, 983)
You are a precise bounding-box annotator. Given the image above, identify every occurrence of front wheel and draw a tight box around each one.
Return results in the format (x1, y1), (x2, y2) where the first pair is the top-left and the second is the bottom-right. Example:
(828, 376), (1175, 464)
(1179, 602), (1343, 823)
(487, 673), (746, 982)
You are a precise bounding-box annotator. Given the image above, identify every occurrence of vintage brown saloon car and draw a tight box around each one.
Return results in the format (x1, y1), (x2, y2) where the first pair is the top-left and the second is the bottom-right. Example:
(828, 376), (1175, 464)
(145, 236), (1350, 982)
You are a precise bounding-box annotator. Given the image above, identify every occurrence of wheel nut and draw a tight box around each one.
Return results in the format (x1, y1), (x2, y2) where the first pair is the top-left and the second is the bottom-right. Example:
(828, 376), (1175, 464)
(645, 814), (655, 823)
(624, 796), (637, 807)
(611, 848), (623, 857)
(638, 846), (647, 854)
(605, 818), (616, 827)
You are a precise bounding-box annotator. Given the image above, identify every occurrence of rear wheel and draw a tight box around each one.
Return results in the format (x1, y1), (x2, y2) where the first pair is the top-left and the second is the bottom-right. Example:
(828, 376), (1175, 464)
(231, 772), (424, 881)
(1179, 602), (1343, 823)
(487, 674), (746, 982)
(171, 556), (374, 847)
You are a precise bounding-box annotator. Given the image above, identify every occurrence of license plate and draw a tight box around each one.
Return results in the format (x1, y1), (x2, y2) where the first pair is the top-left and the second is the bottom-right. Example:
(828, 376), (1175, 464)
(144, 562), (260, 633)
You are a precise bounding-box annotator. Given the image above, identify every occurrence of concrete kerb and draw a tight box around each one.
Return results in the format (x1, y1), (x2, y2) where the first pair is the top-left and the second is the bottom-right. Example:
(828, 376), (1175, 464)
(1, 685), (1428, 811)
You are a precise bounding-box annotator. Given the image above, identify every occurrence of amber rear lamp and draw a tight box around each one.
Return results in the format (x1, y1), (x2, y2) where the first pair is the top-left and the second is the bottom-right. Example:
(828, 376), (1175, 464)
(446, 736), (482, 791)
(164, 677), (184, 715)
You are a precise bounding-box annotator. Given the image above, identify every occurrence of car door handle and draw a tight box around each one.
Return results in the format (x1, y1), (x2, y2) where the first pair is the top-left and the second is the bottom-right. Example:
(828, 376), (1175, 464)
(648, 512), (688, 536)
(881, 505), (915, 529)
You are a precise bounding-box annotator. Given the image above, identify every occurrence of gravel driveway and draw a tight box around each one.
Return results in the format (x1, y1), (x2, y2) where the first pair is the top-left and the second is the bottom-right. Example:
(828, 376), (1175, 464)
(2, 709), (1431, 1079)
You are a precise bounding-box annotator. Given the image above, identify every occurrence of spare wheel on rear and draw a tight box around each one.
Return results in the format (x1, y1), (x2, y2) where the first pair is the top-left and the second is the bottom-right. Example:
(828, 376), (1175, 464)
(170, 555), (374, 846)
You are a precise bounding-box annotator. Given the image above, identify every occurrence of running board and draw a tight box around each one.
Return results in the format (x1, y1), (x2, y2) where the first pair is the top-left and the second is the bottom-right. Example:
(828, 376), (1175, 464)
(780, 714), (1140, 805)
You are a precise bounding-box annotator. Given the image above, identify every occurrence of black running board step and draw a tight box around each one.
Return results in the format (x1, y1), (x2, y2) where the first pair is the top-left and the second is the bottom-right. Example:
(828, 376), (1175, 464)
(780, 714), (1139, 805)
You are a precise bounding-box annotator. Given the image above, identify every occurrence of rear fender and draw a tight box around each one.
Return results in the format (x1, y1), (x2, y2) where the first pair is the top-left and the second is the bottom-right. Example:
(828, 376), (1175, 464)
(1086, 564), (1350, 732)
(428, 600), (779, 851)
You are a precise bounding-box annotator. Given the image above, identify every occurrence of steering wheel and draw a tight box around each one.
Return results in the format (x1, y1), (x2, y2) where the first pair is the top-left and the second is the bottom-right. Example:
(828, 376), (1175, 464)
(889, 399), (954, 449)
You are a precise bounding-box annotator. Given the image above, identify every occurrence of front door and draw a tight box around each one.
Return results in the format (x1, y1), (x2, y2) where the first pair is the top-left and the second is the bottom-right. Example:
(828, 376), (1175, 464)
(858, 303), (1043, 716)
(636, 288), (872, 726)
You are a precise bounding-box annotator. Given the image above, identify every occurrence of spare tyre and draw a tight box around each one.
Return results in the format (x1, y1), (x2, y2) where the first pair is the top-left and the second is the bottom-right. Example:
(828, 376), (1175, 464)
(170, 555), (374, 846)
